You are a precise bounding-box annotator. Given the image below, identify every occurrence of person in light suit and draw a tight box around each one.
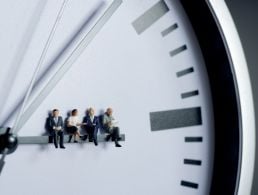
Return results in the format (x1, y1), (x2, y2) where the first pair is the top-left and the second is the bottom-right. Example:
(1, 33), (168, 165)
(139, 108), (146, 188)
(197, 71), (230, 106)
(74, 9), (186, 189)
(49, 109), (65, 149)
(83, 107), (99, 146)
(103, 108), (122, 147)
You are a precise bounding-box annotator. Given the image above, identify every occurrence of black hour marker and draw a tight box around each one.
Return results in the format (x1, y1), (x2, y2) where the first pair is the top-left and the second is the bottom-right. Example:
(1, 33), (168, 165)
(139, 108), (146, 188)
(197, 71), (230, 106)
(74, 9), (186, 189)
(170, 45), (187, 57)
(161, 23), (178, 37)
(150, 107), (202, 131)
(184, 159), (202, 166)
(185, 137), (203, 142)
(181, 180), (199, 189)
(132, 0), (169, 35)
(181, 90), (199, 99)
(176, 67), (194, 77)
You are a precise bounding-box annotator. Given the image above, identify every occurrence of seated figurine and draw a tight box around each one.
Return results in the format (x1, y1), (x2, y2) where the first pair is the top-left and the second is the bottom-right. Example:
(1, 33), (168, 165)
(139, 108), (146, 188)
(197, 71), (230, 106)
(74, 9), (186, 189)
(83, 107), (99, 146)
(102, 108), (122, 147)
(66, 109), (83, 143)
(48, 109), (65, 149)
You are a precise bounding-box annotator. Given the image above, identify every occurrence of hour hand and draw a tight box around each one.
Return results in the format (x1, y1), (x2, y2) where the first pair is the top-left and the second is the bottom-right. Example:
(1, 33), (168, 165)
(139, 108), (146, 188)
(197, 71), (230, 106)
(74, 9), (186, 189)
(18, 134), (125, 144)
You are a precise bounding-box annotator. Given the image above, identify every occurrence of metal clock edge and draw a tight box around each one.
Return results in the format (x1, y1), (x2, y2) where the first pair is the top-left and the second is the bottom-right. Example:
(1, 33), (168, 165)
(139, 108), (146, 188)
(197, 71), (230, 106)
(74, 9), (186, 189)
(207, 0), (255, 194)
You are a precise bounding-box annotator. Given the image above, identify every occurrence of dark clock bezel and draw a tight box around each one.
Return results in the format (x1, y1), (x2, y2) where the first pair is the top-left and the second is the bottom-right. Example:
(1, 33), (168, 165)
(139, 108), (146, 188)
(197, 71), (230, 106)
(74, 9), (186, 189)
(180, 0), (241, 194)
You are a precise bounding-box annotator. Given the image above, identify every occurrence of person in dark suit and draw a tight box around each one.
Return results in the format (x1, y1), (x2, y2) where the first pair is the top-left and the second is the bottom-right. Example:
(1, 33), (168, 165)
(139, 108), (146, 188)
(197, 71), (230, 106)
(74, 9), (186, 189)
(49, 109), (65, 149)
(83, 107), (99, 146)
(103, 108), (122, 147)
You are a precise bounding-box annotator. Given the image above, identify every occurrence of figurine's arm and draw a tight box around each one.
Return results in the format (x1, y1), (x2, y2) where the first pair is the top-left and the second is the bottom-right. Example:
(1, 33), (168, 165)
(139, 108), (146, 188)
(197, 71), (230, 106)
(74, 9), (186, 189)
(48, 118), (54, 130)
(95, 117), (99, 127)
(59, 117), (64, 130)
(103, 115), (111, 128)
(66, 118), (72, 127)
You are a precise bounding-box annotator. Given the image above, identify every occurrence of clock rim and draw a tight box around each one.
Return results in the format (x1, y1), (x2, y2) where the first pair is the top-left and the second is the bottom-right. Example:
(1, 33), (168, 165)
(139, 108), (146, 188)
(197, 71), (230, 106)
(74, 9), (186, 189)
(208, 1), (255, 194)
(180, 0), (255, 194)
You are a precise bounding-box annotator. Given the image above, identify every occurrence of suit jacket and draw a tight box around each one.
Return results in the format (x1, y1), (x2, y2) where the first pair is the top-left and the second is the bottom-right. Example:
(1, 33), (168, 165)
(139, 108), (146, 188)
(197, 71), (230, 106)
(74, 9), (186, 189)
(102, 113), (115, 132)
(49, 116), (64, 130)
(83, 115), (99, 128)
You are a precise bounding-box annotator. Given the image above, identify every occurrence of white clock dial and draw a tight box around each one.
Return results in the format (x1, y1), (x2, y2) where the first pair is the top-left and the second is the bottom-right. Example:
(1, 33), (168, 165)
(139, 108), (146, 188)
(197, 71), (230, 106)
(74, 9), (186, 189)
(0, 0), (253, 195)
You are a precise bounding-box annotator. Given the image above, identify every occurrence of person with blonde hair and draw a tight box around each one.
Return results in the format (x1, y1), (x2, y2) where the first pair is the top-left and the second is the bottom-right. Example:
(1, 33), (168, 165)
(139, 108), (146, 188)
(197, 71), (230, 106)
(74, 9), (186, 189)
(83, 107), (99, 146)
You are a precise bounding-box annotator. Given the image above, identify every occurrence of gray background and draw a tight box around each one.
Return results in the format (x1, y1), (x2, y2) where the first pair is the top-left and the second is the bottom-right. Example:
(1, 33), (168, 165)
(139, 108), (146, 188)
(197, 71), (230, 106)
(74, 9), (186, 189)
(225, 0), (258, 194)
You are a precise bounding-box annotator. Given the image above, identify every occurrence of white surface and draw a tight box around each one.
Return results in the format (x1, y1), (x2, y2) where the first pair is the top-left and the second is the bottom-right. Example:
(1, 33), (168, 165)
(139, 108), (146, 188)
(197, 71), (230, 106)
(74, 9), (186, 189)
(209, 0), (256, 194)
(0, 0), (214, 194)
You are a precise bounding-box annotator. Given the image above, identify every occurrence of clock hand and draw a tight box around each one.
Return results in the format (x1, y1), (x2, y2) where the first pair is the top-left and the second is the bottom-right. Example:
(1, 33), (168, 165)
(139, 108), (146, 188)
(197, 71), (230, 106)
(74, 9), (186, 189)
(0, 0), (103, 128)
(0, 1), (47, 119)
(11, 0), (69, 134)
(13, 0), (122, 134)
(1, 0), (107, 129)
(0, 1), (68, 174)
(0, 148), (8, 175)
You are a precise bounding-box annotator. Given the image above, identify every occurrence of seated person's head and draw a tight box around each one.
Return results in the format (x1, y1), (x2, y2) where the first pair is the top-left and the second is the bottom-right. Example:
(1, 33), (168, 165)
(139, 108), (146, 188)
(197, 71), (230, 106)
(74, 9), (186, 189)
(52, 109), (59, 117)
(106, 108), (113, 116)
(71, 109), (78, 116)
(88, 107), (95, 116)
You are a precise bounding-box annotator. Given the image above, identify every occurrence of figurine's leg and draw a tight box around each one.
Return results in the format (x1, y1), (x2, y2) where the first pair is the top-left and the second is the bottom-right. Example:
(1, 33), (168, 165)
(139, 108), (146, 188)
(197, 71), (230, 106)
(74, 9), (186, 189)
(66, 127), (73, 143)
(75, 129), (81, 142)
(93, 128), (98, 146)
(113, 127), (121, 147)
(58, 131), (65, 149)
(85, 126), (91, 141)
(74, 132), (78, 143)
(53, 130), (58, 148)
(68, 135), (73, 143)
(88, 127), (94, 142)
(105, 132), (111, 141)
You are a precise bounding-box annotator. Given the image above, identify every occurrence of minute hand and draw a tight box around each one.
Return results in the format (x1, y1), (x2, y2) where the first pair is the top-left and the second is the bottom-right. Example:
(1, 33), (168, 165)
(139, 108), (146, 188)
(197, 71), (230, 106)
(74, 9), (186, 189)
(14, 0), (123, 133)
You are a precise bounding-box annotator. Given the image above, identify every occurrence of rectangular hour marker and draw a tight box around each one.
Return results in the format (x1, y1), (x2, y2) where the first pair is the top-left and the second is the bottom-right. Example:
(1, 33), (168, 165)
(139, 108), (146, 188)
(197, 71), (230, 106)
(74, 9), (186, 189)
(170, 45), (187, 57)
(185, 137), (203, 142)
(184, 159), (202, 166)
(176, 67), (194, 77)
(132, 0), (169, 34)
(161, 23), (178, 37)
(150, 107), (202, 131)
(181, 90), (199, 99)
(181, 180), (199, 189)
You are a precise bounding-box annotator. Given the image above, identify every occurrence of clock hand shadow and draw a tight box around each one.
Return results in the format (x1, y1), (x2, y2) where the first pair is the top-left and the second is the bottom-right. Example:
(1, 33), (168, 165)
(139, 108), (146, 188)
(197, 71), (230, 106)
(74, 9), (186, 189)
(1, 10), (100, 128)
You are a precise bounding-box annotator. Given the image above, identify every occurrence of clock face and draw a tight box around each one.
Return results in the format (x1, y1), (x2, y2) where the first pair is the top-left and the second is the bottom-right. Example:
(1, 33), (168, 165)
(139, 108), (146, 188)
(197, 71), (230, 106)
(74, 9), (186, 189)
(0, 0), (215, 194)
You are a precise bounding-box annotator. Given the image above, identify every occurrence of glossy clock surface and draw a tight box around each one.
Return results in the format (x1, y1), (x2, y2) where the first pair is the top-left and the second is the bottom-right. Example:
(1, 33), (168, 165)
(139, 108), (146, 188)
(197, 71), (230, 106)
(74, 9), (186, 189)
(0, 0), (215, 194)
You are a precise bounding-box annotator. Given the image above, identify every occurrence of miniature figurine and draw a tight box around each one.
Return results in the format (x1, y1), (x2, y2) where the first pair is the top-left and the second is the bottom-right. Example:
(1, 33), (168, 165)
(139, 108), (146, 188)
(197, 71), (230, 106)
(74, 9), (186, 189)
(83, 107), (99, 146)
(103, 108), (122, 147)
(49, 109), (65, 149)
(67, 109), (83, 143)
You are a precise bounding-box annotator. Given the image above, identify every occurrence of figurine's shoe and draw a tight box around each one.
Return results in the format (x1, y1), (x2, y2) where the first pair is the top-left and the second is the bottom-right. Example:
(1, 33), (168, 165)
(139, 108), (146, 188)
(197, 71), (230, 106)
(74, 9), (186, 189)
(115, 143), (122, 147)
(80, 135), (87, 141)
(94, 140), (98, 146)
(105, 135), (111, 141)
(60, 146), (66, 149)
(74, 140), (78, 143)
